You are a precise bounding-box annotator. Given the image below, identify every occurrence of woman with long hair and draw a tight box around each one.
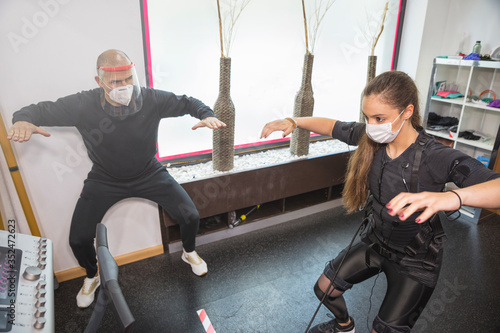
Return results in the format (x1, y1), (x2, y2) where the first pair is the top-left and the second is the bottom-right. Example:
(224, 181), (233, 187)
(261, 71), (500, 333)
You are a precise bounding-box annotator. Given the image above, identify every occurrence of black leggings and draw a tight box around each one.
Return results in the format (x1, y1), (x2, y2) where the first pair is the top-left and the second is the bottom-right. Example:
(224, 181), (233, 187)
(319, 241), (435, 330)
(69, 166), (200, 278)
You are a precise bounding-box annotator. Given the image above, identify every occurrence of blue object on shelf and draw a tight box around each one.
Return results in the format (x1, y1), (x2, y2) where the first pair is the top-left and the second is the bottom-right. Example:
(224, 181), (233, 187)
(477, 156), (490, 166)
(464, 53), (480, 60)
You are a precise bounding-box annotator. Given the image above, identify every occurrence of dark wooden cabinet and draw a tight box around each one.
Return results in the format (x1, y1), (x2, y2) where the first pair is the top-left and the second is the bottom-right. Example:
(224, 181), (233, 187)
(158, 151), (351, 250)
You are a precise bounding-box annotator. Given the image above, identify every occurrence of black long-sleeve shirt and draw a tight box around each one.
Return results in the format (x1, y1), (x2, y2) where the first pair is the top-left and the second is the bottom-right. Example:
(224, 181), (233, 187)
(13, 88), (214, 180)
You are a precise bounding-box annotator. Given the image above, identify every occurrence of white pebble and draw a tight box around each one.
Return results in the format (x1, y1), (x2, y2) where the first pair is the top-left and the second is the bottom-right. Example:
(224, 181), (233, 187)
(167, 139), (355, 183)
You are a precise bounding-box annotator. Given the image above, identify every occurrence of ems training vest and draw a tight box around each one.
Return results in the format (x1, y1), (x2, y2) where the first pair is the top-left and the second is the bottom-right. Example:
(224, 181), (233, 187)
(367, 131), (442, 252)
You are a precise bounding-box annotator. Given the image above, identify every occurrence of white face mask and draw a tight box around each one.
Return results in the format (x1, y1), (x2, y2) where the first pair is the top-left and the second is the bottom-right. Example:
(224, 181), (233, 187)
(107, 85), (134, 106)
(365, 109), (406, 144)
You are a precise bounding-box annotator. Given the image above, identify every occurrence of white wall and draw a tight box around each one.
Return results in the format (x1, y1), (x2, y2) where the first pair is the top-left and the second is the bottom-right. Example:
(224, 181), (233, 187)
(0, 0), (161, 275)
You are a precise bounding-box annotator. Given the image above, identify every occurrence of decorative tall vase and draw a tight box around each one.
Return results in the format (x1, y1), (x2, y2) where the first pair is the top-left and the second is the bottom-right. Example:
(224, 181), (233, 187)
(367, 55), (377, 83)
(213, 57), (235, 171)
(360, 55), (378, 122)
(290, 53), (314, 156)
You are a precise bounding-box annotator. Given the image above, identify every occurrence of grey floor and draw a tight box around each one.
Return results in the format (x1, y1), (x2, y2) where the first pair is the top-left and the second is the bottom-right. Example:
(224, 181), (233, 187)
(54, 206), (500, 333)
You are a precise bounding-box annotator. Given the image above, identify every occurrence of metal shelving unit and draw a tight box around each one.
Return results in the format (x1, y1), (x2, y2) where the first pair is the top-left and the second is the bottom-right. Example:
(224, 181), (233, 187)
(424, 58), (500, 223)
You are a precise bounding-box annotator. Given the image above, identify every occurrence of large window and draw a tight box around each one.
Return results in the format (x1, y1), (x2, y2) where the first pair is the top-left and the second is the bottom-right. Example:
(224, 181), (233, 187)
(143, 0), (401, 160)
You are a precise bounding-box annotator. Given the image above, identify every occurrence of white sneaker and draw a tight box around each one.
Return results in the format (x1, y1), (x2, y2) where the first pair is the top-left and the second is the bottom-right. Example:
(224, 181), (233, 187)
(76, 274), (100, 308)
(181, 249), (208, 276)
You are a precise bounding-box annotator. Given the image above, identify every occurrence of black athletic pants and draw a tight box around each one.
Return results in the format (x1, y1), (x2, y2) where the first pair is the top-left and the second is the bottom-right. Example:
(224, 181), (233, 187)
(323, 241), (436, 330)
(69, 166), (200, 278)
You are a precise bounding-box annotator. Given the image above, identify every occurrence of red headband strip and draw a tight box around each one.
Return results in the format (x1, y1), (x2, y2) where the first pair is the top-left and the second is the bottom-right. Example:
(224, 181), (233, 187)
(97, 62), (135, 71)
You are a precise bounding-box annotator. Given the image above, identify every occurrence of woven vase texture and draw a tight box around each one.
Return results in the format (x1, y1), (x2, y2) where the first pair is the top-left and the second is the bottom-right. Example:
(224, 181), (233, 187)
(359, 55), (378, 122)
(367, 55), (377, 83)
(213, 57), (235, 171)
(290, 53), (315, 156)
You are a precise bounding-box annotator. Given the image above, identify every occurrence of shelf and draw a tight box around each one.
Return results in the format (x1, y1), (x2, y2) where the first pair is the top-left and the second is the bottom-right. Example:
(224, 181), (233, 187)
(430, 98), (500, 113)
(435, 58), (500, 69)
(430, 96), (465, 105)
(464, 102), (500, 112)
(455, 138), (494, 151)
(426, 129), (494, 151)
(435, 58), (471, 66)
(426, 129), (454, 141)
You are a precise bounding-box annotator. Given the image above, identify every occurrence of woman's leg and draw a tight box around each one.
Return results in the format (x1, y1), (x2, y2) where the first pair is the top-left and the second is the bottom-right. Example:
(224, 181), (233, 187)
(371, 261), (435, 333)
(314, 241), (382, 324)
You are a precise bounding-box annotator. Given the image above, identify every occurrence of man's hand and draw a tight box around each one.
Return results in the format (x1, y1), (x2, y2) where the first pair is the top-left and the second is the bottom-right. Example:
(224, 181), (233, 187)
(7, 121), (51, 143)
(192, 117), (226, 130)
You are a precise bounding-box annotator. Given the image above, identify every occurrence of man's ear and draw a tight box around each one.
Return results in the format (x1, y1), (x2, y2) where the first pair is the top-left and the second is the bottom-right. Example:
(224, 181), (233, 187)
(95, 76), (101, 86)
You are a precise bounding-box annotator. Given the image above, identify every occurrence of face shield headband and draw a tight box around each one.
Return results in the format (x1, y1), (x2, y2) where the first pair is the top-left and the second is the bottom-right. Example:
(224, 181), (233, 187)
(97, 62), (143, 116)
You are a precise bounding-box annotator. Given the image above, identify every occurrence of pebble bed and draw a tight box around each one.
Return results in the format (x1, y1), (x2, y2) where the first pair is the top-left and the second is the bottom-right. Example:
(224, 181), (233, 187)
(167, 139), (354, 182)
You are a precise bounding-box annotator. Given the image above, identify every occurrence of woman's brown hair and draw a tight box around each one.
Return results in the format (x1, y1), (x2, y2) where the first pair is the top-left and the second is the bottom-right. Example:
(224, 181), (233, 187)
(342, 71), (422, 213)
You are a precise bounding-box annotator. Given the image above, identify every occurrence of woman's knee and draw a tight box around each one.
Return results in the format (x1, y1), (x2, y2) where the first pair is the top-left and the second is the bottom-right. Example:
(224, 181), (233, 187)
(315, 274), (346, 298)
(313, 276), (350, 323)
(318, 272), (352, 296)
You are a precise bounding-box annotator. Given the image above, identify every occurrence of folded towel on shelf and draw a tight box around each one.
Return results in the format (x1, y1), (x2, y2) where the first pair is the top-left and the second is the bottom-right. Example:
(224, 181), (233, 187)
(487, 100), (500, 108)
(434, 91), (463, 99)
(427, 112), (459, 127)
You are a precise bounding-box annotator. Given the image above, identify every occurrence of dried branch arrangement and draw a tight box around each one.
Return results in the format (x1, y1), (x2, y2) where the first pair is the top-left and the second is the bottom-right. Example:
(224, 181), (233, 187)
(364, 1), (389, 56)
(302, 0), (337, 54)
(217, 0), (252, 58)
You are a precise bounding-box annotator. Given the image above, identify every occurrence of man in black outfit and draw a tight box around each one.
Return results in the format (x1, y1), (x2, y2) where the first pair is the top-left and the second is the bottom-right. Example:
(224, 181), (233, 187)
(7, 49), (225, 308)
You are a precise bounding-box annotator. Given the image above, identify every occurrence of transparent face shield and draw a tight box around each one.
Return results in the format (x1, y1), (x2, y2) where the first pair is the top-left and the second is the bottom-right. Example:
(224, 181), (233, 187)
(97, 62), (143, 116)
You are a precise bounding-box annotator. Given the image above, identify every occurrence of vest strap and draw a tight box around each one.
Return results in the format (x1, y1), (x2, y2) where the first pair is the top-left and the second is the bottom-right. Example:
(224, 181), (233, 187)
(410, 132), (431, 192)
(408, 132), (447, 270)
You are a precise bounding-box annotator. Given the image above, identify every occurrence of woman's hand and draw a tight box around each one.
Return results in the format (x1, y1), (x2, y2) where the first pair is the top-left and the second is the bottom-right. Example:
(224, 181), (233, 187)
(260, 119), (296, 139)
(388, 179), (500, 223)
(386, 191), (462, 223)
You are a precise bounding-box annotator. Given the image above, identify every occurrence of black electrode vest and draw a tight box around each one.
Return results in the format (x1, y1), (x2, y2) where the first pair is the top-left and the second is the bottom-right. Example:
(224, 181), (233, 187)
(363, 132), (447, 271)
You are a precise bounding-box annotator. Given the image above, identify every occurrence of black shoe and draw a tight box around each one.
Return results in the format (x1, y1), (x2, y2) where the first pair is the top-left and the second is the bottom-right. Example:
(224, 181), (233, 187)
(309, 316), (355, 333)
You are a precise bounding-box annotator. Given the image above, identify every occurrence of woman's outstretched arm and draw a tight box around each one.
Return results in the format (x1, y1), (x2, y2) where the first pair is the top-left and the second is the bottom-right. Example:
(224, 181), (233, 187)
(260, 117), (336, 139)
